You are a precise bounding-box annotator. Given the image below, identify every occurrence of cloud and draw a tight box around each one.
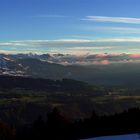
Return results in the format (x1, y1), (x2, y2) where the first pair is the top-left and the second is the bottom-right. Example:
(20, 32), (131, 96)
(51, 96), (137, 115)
(84, 26), (140, 34)
(32, 15), (68, 18)
(82, 16), (140, 24)
(50, 53), (140, 65)
(67, 46), (112, 50)
(100, 60), (110, 65)
(0, 40), (50, 47)
(50, 38), (140, 43)
(1, 38), (140, 47)
(1, 38), (140, 54)
(129, 54), (140, 58)
(0, 42), (27, 46)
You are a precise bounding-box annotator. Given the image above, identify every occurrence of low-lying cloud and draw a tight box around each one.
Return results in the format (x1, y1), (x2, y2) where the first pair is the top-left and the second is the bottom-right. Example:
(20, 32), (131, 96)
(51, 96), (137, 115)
(0, 38), (140, 54)
(46, 53), (140, 65)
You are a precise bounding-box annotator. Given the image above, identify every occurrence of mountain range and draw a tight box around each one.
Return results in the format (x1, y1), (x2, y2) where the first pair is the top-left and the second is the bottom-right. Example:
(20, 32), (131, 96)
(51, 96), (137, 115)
(1, 53), (140, 88)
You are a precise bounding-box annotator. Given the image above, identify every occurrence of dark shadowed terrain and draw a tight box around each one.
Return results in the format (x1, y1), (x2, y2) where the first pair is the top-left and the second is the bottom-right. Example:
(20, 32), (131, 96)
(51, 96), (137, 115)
(0, 54), (140, 139)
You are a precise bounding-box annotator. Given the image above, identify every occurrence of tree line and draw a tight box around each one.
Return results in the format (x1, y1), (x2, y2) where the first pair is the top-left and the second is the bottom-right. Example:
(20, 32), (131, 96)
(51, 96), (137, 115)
(1, 107), (140, 140)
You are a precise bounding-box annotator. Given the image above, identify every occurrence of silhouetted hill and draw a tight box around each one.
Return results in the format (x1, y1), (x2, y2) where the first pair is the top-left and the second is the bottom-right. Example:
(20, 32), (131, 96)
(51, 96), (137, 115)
(0, 75), (89, 92)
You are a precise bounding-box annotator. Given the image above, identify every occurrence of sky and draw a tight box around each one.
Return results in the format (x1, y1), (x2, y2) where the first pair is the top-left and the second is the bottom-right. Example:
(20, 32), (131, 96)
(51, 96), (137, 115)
(1, 0), (140, 54)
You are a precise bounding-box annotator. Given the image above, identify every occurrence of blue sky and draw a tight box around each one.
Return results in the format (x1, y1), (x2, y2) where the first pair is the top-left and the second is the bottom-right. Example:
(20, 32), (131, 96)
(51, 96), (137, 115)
(1, 0), (140, 54)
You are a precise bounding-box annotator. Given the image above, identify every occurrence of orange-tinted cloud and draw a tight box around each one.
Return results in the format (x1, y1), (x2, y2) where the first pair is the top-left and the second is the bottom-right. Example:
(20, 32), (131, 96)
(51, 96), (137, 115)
(129, 54), (140, 58)
(100, 60), (110, 65)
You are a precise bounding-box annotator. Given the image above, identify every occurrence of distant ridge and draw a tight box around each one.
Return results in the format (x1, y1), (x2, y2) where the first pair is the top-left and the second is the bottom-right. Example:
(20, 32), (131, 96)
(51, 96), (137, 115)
(0, 75), (89, 92)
